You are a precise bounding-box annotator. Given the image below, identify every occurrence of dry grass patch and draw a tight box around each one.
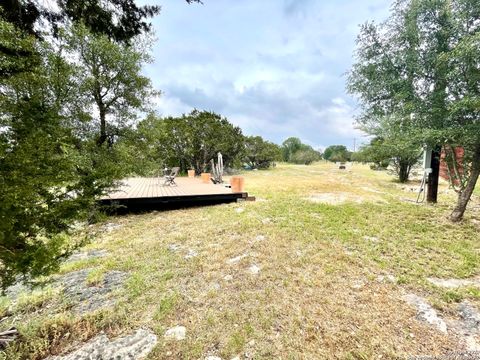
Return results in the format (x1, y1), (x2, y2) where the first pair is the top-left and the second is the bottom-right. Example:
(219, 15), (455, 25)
(2, 163), (480, 359)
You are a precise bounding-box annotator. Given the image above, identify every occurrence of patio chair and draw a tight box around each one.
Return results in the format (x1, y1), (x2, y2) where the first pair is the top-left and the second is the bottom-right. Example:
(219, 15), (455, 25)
(163, 167), (180, 186)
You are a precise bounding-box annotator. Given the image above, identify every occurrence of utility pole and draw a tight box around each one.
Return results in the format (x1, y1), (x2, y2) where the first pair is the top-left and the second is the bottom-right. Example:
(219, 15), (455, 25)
(427, 146), (441, 203)
(353, 138), (356, 152)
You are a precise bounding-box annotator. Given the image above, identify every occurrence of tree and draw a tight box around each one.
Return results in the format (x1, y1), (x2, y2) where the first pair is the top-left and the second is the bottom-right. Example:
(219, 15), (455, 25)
(348, 0), (480, 221)
(244, 136), (282, 169)
(290, 149), (322, 165)
(0, 13), (158, 290)
(68, 24), (157, 147)
(281, 137), (322, 164)
(354, 137), (391, 170)
(323, 145), (351, 162)
(0, 20), (87, 290)
(356, 135), (421, 182)
(137, 110), (245, 174)
(1, 0), (201, 43)
(281, 137), (303, 162)
(357, 115), (423, 182)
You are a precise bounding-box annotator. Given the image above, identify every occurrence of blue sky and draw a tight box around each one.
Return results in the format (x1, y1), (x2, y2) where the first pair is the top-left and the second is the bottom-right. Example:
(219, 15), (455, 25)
(141, 0), (391, 150)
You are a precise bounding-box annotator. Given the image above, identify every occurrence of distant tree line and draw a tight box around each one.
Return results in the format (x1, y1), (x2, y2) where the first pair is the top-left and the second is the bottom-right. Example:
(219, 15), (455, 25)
(131, 110), (283, 174)
(132, 120), (330, 173)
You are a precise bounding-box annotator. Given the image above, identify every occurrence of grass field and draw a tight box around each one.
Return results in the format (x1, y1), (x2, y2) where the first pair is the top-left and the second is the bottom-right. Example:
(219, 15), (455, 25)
(1, 163), (479, 359)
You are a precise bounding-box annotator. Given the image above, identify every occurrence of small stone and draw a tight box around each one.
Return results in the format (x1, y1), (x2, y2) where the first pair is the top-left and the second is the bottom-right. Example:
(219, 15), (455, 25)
(386, 275), (396, 282)
(255, 235), (266, 242)
(363, 236), (379, 243)
(185, 249), (198, 259)
(103, 223), (122, 233)
(211, 283), (221, 291)
(205, 357), (222, 360)
(224, 275), (233, 281)
(248, 265), (261, 275)
(230, 357), (240, 360)
(377, 274), (396, 283)
(247, 339), (255, 346)
(261, 218), (272, 224)
(226, 254), (248, 265)
(352, 280), (365, 289)
(164, 326), (186, 341)
(168, 244), (181, 252)
(235, 208), (245, 214)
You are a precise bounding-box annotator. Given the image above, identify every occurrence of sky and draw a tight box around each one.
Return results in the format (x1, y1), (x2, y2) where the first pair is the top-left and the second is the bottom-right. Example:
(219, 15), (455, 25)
(140, 0), (392, 151)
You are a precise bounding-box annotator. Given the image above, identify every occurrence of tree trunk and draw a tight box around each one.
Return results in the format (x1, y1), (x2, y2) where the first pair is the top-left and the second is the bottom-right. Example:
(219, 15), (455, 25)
(449, 142), (480, 222)
(398, 161), (410, 183)
(427, 146), (441, 203)
(97, 105), (107, 146)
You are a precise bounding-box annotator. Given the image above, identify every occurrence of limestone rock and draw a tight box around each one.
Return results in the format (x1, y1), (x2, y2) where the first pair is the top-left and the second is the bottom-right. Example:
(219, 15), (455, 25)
(376, 274), (396, 283)
(102, 223), (122, 233)
(403, 294), (447, 333)
(66, 250), (108, 263)
(167, 244), (181, 252)
(164, 326), (186, 341)
(226, 254), (248, 265)
(47, 328), (157, 360)
(185, 249), (198, 259)
(427, 277), (480, 289)
(254, 235), (265, 242)
(248, 265), (261, 275)
(60, 269), (127, 314)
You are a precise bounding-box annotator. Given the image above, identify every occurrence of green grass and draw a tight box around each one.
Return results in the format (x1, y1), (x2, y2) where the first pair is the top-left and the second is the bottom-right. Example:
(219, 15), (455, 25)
(2, 163), (479, 359)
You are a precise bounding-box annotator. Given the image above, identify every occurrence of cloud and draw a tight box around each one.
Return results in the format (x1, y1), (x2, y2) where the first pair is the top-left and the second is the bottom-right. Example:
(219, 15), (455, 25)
(140, 0), (390, 149)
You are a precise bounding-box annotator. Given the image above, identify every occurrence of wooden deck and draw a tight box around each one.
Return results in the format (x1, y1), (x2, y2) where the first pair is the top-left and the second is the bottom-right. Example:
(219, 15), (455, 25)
(98, 177), (249, 209)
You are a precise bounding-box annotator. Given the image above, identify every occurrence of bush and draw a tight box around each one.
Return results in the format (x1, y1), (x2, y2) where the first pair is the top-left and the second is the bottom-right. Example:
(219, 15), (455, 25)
(290, 149), (321, 165)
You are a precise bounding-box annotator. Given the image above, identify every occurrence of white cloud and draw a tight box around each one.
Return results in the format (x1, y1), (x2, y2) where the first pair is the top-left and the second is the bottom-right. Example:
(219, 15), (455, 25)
(140, 0), (391, 147)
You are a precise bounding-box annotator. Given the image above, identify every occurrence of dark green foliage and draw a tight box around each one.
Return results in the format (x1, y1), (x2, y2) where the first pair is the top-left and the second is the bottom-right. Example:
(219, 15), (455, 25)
(0, 16), (155, 290)
(0, 23), (86, 290)
(355, 136), (421, 182)
(1, 0), (201, 42)
(244, 136), (282, 169)
(281, 137), (321, 165)
(137, 110), (245, 175)
(323, 145), (351, 162)
(2, 0), (156, 42)
(353, 138), (390, 170)
(67, 24), (157, 147)
(281, 137), (303, 162)
(289, 149), (322, 165)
